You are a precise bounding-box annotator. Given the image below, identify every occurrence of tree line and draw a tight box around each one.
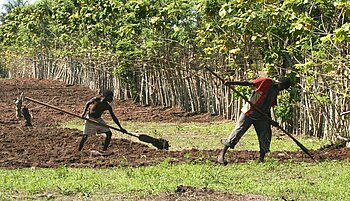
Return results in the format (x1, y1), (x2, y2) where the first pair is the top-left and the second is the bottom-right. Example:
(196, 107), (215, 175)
(0, 0), (349, 141)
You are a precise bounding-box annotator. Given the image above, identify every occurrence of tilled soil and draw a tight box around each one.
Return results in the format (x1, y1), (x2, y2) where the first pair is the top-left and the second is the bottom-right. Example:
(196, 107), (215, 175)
(1, 78), (350, 200)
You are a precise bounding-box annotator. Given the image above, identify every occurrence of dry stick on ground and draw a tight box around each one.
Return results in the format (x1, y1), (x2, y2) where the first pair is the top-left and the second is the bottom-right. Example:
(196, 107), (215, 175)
(15, 92), (24, 118)
(21, 107), (32, 126)
(24, 96), (170, 150)
(205, 66), (316, 162)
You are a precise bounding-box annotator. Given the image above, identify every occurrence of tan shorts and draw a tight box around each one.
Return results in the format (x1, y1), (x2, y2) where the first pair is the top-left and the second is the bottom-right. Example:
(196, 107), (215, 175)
(83, 116), (110, 135)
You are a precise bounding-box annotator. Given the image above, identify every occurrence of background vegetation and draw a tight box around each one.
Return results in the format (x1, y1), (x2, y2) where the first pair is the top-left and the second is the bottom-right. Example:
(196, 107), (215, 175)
(0, 0), (349, 141)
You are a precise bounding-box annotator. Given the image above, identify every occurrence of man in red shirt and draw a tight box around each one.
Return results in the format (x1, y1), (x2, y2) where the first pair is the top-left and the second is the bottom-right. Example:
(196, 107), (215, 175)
(217, 76), (291, 163)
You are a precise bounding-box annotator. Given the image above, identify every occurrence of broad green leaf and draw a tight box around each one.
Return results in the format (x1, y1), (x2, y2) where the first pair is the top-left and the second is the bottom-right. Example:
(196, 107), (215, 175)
(320, 34), (332, 43)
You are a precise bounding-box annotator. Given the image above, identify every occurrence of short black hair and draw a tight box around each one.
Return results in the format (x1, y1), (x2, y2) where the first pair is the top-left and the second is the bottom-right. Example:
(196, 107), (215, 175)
(277, 76), (292, 89)
(102, 90), (114, 98)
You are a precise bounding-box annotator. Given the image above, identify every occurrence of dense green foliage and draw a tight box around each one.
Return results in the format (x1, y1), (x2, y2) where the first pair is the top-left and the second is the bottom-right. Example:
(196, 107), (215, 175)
(1, 0), (348, 70)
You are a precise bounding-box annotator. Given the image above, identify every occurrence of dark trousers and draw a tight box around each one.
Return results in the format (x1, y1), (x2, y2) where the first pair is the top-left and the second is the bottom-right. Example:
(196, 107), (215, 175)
(224, 112), (272, 154)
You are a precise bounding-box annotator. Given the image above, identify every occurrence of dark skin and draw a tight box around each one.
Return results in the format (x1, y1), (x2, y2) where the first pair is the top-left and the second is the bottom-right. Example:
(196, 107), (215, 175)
(78, 94), (127, 151)
(224, 80), (288, 91)
(217, 79), (288, 164)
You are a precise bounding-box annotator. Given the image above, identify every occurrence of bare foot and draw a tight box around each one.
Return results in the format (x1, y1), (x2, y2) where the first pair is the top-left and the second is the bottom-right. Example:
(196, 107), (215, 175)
(217, 151), (227, 165)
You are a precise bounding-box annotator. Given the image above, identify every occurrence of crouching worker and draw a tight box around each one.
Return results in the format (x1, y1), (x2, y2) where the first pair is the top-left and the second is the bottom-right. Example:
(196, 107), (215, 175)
(78, 90), (127, 151)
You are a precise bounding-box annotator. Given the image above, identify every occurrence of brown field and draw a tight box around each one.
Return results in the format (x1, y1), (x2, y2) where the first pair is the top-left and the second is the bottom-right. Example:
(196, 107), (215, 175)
(1, 78), (349, 200)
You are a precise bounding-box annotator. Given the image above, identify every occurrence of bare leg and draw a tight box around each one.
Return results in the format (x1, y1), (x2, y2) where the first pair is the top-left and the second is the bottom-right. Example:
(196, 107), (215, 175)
(103, 131), (112, 151)
(78, 134), (88, 151)
(217, 145), (229, 164)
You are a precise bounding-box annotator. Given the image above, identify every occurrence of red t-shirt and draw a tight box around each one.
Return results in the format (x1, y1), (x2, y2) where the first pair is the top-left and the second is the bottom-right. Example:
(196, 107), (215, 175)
(243, 78), (278, 118)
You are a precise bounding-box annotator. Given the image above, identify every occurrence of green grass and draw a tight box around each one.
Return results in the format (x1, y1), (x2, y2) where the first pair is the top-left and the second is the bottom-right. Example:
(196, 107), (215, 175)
(63, 120), (330, 151)
(1, 120), (340, 200)
(1, 161), (350, 200)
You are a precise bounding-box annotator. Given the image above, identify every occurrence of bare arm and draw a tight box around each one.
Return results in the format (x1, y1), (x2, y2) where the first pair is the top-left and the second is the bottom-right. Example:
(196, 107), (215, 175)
(224, 80), (253, 86)
(81, 97), (96, 117)
(108, 106), (127, 133)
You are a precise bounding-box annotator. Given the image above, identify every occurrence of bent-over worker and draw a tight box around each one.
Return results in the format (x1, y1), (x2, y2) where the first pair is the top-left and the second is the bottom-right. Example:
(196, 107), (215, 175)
(217, 76), (291, 163)
(78, 90), (127, 151)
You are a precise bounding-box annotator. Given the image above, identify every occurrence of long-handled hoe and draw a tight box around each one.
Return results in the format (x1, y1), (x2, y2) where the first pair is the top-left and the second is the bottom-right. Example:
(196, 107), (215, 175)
(205, 67), (316, 162)
(24, 96), (170, 150)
